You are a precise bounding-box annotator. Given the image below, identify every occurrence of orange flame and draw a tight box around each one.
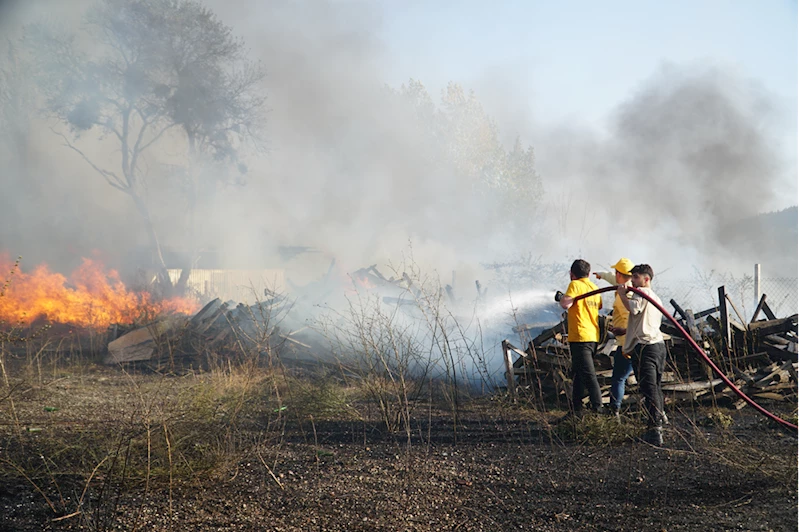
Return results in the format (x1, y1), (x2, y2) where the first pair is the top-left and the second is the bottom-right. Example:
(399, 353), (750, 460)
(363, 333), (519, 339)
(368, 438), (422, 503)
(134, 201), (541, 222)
(0, 257), (199, 329)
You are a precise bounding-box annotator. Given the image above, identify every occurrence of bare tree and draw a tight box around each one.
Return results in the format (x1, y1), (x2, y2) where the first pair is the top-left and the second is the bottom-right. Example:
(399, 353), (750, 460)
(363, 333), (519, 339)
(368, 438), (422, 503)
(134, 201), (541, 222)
(24, 0), (265, 294)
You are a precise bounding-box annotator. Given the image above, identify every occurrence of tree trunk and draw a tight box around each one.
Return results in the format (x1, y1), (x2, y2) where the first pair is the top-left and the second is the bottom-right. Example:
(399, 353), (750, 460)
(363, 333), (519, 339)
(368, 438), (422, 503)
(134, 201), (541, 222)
(132, 193), (173, 295)
(175, 132), (199, 295)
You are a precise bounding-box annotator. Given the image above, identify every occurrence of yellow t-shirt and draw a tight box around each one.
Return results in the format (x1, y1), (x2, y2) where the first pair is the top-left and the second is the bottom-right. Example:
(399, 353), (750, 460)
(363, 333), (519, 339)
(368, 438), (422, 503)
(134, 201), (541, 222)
(611, 284), (632, 347)
(565, 277), (602, 343)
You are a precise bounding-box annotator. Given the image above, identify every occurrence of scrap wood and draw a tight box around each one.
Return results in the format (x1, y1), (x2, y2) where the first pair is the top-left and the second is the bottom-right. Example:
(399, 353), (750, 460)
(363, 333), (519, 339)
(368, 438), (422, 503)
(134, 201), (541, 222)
(532, 322), (566, 347)
(751, 294), (777, 322)
(752, 392), (791, 401)
(279, 334), (311, 349)
(748, 315), (798, 337)
(662, 379), (724, 393)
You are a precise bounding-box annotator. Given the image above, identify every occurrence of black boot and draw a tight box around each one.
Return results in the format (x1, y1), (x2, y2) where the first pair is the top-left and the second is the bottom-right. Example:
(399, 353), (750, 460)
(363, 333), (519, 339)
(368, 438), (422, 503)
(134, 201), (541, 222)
(642, 426), (663, 446)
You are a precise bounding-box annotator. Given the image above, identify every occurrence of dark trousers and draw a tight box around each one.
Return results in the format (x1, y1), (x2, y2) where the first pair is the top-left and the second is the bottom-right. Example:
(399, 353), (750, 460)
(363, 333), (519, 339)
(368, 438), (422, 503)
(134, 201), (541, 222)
(570, 342), (602, 412)
(631, 342), (667, 427)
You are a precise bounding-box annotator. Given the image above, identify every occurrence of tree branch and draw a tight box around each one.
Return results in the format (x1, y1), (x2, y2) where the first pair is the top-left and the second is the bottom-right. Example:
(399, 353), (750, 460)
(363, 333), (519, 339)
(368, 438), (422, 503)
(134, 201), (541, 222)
(136, 122), (177, 156)
(53, 129), (129, 193)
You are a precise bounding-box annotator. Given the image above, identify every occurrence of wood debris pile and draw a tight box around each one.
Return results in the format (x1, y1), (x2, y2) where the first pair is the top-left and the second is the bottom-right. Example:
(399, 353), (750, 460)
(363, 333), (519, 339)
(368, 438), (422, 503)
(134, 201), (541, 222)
(103, 295), (312, 367)
(503, 286), (797, 409)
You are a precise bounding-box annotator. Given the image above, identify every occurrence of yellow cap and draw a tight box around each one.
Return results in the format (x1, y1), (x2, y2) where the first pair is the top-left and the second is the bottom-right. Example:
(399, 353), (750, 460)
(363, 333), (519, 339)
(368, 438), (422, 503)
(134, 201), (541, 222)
(610, 257), (634, 276)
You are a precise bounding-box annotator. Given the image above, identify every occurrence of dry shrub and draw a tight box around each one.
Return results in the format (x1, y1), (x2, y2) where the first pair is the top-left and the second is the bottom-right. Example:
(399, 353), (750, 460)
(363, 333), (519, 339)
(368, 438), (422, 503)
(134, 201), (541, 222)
(552, 412), (641, 446)
(699, 408), (734, 429)
(286, 376), (359, 420)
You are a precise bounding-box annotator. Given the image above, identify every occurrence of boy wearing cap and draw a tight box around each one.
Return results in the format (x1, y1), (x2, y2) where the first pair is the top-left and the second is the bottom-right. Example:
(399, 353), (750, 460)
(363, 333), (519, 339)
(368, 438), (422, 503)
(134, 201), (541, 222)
(555, 259), (604, 417)
(614, 264), (667, 446)
(594, 258), (634, 418)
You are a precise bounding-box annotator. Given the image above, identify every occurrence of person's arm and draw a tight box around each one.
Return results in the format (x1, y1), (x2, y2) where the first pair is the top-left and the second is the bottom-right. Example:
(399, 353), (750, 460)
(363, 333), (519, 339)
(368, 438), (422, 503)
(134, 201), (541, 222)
(594, 271), (616, 285)
(617, 285), (632, 311)
(559, 281), (578, 309)
(626, 291), (646, 315)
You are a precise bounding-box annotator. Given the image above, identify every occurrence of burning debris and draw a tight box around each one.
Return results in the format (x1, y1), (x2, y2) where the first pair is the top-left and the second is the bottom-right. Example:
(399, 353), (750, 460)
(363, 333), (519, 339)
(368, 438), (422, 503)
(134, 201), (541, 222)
(0, 257), (198, 329)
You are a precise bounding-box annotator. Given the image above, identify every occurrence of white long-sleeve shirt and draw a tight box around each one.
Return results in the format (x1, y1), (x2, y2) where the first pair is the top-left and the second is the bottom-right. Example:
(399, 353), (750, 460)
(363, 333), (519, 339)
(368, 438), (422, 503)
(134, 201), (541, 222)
(622, 286), (664, 353)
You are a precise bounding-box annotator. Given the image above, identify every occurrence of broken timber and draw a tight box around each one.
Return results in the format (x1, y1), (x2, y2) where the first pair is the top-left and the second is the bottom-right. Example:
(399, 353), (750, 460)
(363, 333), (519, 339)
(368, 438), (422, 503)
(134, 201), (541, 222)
(502, 285), (797, 408)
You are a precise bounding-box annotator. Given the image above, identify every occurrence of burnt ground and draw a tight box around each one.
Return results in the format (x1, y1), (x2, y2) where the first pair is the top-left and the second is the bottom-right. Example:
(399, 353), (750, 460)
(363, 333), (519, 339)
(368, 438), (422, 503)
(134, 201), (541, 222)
(0, 368), (796, 531)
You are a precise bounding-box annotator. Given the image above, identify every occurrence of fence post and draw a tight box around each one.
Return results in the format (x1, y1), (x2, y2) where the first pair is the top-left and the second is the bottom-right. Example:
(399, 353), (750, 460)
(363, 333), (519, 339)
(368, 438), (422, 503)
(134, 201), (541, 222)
(754, 263), (761, 313)
(502, 340), (516, 401)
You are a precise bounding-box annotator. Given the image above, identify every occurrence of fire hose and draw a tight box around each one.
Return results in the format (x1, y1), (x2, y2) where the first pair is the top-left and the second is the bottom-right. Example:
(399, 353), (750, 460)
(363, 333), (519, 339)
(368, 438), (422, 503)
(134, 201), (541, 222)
(570, 285), (798, 432)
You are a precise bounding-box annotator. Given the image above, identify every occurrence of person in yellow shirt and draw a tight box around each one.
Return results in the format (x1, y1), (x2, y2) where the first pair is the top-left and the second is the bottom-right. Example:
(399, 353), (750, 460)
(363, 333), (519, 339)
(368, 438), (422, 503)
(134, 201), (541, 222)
(594, 257), (634, 418)
(555, 259), (604, 416)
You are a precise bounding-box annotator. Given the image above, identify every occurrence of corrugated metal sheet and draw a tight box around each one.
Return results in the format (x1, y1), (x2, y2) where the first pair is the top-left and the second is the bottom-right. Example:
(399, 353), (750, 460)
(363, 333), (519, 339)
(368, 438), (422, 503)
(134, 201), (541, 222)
(166, 269), (286, 303)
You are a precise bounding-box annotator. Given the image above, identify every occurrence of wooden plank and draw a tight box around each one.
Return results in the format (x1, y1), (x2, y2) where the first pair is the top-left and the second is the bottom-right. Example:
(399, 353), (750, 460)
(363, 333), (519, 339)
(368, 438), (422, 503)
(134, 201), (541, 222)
(104, 317), (188, 365)
(751, 294), (768, 323)
(685, 308), (702, 342)
(718, 286), (731, 356)
(748, 315), (798, 336)
(196, 302), (230, 334)
(760, 342), (798, 363)
(670, 299), (689, 321)
(532, 322), (566, 346)
(190, 298), (222, 328)
(764, 334), (791, 346)
(724, 294), (748, 331)
(761, 300), (778, 321)
(753, 370), (789, 389)
(752, 392), (789, 401)
(693, 306), (719, 319)
(756, 382), (796, 393)
(662, 379), (724, 392)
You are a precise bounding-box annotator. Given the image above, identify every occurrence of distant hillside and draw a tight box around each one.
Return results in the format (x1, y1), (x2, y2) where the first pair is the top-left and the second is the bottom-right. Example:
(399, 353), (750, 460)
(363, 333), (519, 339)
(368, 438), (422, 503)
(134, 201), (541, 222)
(719, 206), (798, 271)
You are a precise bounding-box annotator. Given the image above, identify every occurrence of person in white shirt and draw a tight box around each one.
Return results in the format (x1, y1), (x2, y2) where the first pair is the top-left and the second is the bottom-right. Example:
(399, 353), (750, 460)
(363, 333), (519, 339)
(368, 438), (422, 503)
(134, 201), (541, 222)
(611, 264), (667, 446)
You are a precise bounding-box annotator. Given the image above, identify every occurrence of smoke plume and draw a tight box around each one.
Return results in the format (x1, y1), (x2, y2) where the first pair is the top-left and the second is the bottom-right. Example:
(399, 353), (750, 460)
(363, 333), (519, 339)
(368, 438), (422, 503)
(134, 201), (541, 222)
(0, 0), (794, 293)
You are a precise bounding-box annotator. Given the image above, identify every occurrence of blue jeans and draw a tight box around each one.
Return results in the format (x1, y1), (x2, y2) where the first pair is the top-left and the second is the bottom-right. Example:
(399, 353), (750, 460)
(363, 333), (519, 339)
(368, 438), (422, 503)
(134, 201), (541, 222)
(610, 347), (633, 410)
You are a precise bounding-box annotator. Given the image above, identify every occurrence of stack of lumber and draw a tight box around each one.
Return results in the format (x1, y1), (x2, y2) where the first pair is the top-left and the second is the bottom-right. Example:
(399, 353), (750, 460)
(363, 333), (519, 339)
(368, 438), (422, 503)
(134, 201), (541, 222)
(103, 296), (309, 366)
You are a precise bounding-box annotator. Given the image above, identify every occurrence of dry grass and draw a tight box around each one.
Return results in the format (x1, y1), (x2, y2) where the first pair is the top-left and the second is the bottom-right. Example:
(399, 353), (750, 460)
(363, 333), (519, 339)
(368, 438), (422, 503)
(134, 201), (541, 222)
(0, 343), (795, 530)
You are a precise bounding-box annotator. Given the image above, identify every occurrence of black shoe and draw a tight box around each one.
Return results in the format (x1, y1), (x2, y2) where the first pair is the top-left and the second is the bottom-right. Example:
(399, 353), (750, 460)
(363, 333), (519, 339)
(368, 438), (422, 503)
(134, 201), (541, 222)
(593, 405), (608, 416)
(608, 406), (621, 420)
(642, 427), (663, 446)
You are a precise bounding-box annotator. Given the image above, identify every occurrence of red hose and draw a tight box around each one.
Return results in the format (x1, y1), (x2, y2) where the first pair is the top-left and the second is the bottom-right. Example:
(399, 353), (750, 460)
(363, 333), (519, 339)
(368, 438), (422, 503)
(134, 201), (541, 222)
(572, 285), (798, 431)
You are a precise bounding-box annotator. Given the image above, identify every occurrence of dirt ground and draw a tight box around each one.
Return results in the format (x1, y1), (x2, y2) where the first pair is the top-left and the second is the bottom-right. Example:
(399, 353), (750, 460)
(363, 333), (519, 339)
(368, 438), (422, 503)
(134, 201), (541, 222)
(1, 367), (796, 531)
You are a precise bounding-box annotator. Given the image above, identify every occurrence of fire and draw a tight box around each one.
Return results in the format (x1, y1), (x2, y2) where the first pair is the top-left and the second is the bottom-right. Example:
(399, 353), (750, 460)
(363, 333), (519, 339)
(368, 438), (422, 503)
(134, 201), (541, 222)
(0, 257), (199, 329)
